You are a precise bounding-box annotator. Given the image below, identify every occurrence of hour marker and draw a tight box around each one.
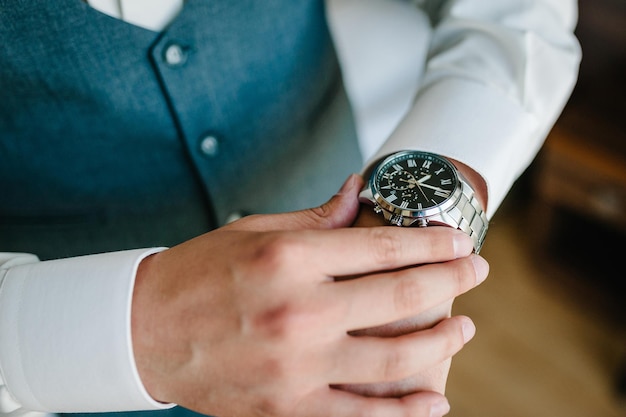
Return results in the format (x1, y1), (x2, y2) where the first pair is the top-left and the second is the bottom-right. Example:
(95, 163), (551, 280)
(417, 203), (423, 209)
(407, 159), (417, 168)
(422, 160), (432, 169)
(392, 164), (403, 172)
(434, 189), (451, 198)
(435, 167), (445, 175)
(440, 178), (452, 185)
(387, 194), (398, 202)
(400, 201), (409, 209)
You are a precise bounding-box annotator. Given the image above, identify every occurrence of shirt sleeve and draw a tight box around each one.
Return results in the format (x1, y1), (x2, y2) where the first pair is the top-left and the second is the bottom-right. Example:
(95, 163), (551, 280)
(0, 249), (174, 414)
(329, 0), (582, 218)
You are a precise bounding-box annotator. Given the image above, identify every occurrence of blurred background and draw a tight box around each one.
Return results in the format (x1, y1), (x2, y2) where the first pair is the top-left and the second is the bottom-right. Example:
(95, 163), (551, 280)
(446, 0), (626, 415)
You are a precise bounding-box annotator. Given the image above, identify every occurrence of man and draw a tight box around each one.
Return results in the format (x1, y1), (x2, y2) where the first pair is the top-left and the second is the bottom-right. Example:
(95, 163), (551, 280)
(0, 1), (580, 416)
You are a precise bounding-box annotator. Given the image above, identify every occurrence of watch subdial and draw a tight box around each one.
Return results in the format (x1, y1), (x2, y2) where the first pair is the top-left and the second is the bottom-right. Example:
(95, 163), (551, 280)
(400, 189), (420, 207)
(387, 170), (415, 191)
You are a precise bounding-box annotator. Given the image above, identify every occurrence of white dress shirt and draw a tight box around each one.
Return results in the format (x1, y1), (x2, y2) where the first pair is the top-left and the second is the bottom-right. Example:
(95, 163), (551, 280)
(0, 0), (581, 414)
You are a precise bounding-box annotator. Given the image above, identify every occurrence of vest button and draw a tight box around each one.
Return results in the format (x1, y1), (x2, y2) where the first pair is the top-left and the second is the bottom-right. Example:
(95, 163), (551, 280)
(163, 43), (187, 66)
(199, 135), (219, 157)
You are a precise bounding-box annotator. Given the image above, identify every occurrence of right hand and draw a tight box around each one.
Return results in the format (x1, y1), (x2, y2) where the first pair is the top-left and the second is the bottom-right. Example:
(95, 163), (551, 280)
(131, 175), (488, 417)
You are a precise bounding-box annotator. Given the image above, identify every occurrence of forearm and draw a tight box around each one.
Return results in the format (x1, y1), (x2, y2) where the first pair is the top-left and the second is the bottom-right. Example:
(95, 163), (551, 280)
(345, 164), (486, 397)
(366, 0), (580, 218)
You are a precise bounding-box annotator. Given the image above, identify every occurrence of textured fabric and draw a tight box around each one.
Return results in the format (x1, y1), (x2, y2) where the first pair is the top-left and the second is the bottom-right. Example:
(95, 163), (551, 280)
(0, 249), (169, 413)
(0, 0), (362, 261)
(0, 1), (361, 415)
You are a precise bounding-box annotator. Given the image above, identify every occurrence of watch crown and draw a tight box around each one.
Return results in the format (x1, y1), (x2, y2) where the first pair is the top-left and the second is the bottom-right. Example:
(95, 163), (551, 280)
(390, 214), (404, 226)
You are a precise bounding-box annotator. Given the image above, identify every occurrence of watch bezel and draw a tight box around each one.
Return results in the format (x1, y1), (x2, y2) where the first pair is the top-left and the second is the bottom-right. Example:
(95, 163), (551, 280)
(369, 150), (464, 223)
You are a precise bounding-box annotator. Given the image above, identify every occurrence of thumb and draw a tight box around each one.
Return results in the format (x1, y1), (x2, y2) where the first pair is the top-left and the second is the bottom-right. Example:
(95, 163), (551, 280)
(230, 174), (364, 232)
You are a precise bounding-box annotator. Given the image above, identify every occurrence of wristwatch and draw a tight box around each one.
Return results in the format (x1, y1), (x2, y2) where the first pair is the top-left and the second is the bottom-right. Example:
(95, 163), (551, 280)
(359, 150), (489, 253)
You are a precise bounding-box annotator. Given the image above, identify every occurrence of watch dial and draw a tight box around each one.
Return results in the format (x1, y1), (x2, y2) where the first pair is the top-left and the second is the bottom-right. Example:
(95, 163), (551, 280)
(374, 152), (458, 211)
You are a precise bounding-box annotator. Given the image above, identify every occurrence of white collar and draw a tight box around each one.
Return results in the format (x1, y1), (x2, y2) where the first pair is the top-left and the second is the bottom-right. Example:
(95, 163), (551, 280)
(87, 0), (183, 31)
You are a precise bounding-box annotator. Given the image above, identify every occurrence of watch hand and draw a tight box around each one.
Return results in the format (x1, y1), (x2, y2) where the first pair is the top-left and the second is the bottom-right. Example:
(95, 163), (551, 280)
(398, 178), (417, 188)
(415, 183), (428, 200)
(408, 180), (429, 200)
(418, 182), (447, 193)
(397, 177), (430, 199)
(417, 174), (432, 183)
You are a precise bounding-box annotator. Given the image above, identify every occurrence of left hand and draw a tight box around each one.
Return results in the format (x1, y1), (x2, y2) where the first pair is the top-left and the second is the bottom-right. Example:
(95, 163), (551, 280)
(335, 176), (488, 397)
(131, 174), (485, 417)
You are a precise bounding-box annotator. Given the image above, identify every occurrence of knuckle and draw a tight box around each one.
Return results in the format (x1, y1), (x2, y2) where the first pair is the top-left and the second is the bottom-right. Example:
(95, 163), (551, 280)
(368, 228), (402, 267)
(380, 347), (411, 381)
(259, 355), (288, 381)
(254, 394), (291, 417)
(248, 233), (304, 272)
(310, 202), (333, 223)
(294, 202), (335, 229)
(393, 277), (427, 314)
(254, 356), (310, 417)
(252, 302), (304, 340)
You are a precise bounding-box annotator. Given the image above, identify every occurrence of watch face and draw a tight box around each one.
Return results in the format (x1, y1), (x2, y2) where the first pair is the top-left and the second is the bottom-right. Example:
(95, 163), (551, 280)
(372, 151), (459, 213)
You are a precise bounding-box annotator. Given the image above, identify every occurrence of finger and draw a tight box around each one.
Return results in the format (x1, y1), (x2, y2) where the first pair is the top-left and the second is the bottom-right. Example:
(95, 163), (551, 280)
(348, 299), (455, 339)
(299, 225), (474, 278)
(327, 316), (475, 385)
(297, 385), (451, 417)
(325, 254), (487, 330)
(228, 219), (473, 281)
(227, 174), (364, 232)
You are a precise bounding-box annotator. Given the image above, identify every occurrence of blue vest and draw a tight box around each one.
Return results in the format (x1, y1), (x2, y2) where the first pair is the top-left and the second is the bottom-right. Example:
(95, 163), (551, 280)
(0, 0), (362, 260)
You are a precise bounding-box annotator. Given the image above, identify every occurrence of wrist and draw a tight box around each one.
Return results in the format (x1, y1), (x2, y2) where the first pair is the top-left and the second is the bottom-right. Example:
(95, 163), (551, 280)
(358, 150), (489, 252)
(353, 203), (388, 227)
(362, 153), (488, 213)
(448, 158), (488, 212)
(131, 251), (172, 404)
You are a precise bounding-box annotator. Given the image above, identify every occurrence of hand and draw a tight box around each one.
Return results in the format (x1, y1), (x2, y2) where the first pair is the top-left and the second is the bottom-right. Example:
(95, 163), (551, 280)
(400, 174), (448, 194)
(417, 174), (432, 183)
(348, 170), (489, 397)
(131, 175), (488, 417)
(398, 174), (431, 185)
(398, 175), (430, 200)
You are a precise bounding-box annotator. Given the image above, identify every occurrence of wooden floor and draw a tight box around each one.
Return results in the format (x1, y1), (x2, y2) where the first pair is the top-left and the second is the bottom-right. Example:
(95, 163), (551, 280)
(445, 174), (626, 417)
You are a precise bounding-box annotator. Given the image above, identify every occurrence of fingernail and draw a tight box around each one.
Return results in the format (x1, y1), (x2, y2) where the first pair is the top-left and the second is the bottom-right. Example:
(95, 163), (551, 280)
(453, 232), (473, 257)
(337, 174), (357, 195)
(471, 254), (489, 285)
(462, 318), (476, 343)
(430, 399), (450, 417)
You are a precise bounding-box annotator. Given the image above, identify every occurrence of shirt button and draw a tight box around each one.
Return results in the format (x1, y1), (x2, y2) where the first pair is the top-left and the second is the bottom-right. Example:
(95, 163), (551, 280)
(199, 135), (219, 157)
(225, 212), (245, 224)
(163, 43), (187, 66)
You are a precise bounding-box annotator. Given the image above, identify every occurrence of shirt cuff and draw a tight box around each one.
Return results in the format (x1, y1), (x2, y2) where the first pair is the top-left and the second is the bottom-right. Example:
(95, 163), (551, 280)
(366, 78), (539, 219)
(0, 248), (173, 413)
